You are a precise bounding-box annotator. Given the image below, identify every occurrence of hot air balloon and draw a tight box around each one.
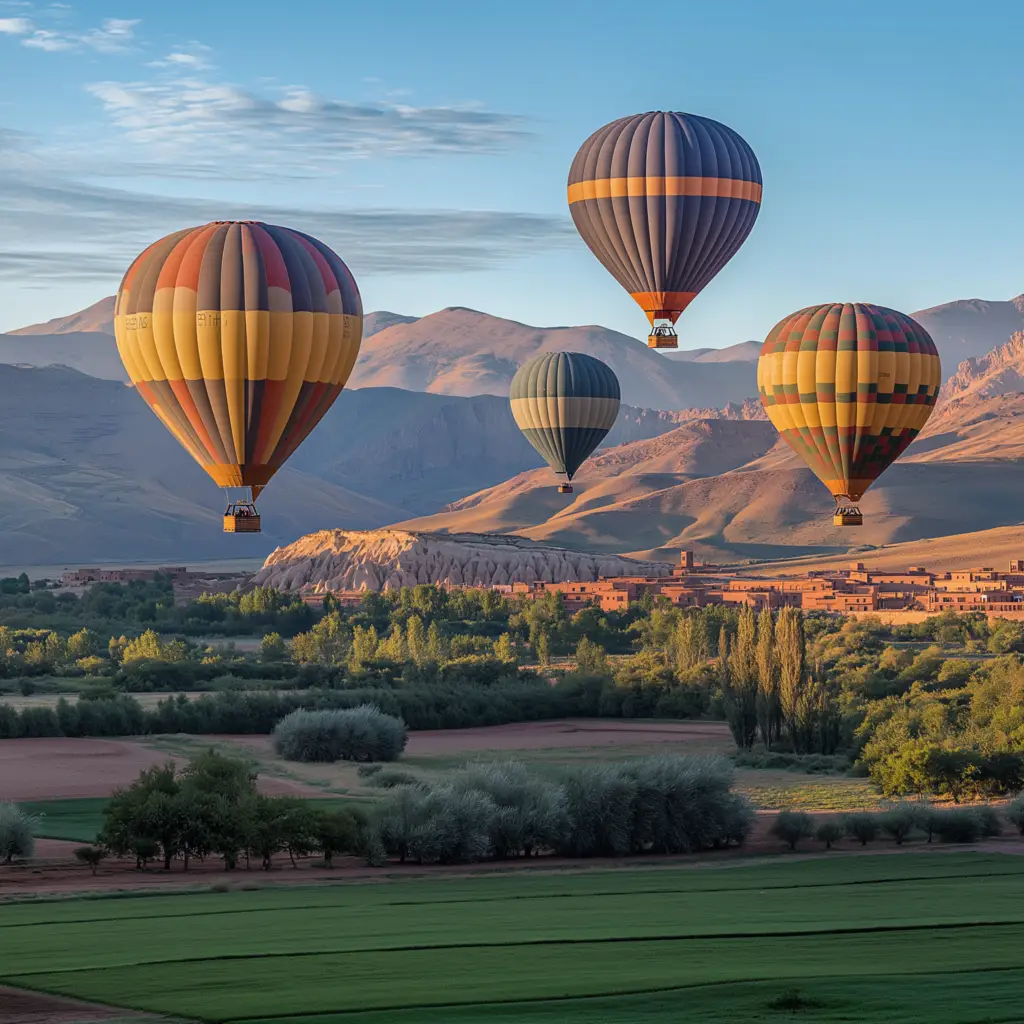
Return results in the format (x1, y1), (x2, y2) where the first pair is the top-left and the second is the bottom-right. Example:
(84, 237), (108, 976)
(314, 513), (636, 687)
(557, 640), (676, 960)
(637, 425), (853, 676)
(757, 303), (941, 526)
(568, 111), (761, 349)
(510, 352), (620, 494)
(114, 221), (362, 533)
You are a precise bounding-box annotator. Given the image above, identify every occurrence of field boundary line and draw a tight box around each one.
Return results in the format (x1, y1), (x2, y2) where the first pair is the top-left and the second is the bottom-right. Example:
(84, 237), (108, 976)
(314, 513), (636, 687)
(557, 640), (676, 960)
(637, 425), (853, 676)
(5, 862), (1022, 929)
(215, 965), (1024, 1023)
(7, 919), (1024, 979)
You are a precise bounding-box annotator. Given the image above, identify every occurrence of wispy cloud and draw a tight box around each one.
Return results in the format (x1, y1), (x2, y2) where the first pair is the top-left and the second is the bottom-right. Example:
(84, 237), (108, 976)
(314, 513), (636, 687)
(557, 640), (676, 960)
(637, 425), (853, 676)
(82, 74), (531, 179)
(0, 16), (557, 297)
(0, 163), (574, 287)
(1, 13), (137, 52)
(146, 42), (212, 71)
(0, 16), (32, 34)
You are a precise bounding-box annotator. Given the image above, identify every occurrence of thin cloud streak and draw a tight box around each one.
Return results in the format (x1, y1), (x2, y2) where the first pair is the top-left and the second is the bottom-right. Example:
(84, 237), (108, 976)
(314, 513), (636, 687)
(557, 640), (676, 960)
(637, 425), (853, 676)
(1, 14), (137, 52)
(83, 75), (531, 179)
(0, 173), (575, 285)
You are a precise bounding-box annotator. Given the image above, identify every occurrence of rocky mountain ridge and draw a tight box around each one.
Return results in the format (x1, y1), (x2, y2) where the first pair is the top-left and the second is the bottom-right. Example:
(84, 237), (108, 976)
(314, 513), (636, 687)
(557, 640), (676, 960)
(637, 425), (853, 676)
(252, 529), (672, 592)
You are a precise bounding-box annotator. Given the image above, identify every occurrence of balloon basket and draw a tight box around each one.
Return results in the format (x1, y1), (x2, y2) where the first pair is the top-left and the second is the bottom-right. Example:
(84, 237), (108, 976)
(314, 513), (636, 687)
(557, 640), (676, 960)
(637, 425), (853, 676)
(558, 483), (574, 494)
(833, 504), (863, 527)
(648, 327), (678, 350)
(224, 502), (261, 533)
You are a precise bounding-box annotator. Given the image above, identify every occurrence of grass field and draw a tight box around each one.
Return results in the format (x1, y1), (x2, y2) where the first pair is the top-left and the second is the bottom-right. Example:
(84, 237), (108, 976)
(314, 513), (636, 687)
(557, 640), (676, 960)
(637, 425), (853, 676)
(17, 798), (110, 842)
(2, 854), (1023, 1023)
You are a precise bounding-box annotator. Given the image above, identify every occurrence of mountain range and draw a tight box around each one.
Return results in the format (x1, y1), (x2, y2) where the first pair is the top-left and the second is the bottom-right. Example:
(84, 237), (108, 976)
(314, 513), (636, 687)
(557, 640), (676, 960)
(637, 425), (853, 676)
(3, 291), (1024, 567)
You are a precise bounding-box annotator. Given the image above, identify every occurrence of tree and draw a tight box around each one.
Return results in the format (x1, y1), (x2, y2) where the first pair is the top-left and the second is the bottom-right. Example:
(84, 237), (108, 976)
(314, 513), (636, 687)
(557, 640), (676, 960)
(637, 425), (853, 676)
(74, 846), (108, 875)
(311, 807), (361, 867)
(260, 632), (287, 662)
(536, 631), (551, 667)
(291, 612), (349, 666)
(406, 615), (428, 666)
(426, 621), (448, 663)
(0, 802), (37, 863)
(880, 806), (917, 845)
(723, 606), (759, 750)
(494, 633), (517, 664)
(574, 636), (607, 675)
(66, 628), (99, 661)
(349, 625), (379, 667)
(777, 607), (806, 737)
(672, 615), (707, 673)
(815, 820), (844, 850)
(756, 607), (782, 748)
(844, 812), (879, 846)
(770, 810), (815, 851)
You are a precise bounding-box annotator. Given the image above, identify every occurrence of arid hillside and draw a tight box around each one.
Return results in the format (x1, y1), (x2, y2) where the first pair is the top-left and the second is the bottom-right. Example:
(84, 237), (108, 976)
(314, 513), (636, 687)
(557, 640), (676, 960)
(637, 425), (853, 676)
(345, 306), (757, 409)
(0, 366), (695, 564)
(740, 522), (1024, 575)
(913, 295), (1024, 372)
(396, 379), (1024, 563)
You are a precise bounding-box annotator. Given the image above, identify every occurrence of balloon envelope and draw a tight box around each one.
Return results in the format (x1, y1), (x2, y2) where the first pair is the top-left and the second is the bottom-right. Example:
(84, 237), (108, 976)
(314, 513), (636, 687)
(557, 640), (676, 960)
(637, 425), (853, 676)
(510, 352), (620, 482)
(757, 303), (941, 504)
(568, 111), (761, 328)
(114, 221), (362, 497)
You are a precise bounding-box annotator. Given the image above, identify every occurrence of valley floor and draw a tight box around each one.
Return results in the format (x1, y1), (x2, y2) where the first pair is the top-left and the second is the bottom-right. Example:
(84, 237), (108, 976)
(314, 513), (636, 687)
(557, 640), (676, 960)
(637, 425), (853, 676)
(2, 853), (1024, 1024)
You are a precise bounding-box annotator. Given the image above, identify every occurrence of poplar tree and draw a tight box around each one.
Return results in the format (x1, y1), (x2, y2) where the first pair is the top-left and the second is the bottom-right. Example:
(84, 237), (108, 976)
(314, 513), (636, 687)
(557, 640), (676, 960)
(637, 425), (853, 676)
(406, 615), (427, 666)
(777, 606), (806, 736)
(723, 606), (759, 749)
(756, 607), (782, 748)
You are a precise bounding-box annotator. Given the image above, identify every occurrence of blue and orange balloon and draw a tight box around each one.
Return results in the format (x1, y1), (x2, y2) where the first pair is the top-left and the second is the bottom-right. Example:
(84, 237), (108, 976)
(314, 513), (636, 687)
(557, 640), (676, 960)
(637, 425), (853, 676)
(568, 111), (762, 348)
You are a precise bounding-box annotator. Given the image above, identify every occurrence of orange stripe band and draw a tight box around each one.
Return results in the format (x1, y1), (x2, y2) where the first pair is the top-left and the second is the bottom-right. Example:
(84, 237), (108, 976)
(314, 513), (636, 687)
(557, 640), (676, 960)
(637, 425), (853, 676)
(631, 291), (697, 322)
(568, 176), (762, 204)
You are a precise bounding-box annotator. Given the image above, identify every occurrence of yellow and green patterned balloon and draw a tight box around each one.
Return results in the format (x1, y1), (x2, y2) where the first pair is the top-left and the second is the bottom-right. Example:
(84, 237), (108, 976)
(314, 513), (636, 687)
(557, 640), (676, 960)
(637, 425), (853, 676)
(758, 302), (941, 522)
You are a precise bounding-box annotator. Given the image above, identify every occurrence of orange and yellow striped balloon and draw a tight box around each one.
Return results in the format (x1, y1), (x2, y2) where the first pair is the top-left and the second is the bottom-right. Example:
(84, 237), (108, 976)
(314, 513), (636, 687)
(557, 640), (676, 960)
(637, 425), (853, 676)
(758, 303), (941, 508)
(114, 221), (362, 500)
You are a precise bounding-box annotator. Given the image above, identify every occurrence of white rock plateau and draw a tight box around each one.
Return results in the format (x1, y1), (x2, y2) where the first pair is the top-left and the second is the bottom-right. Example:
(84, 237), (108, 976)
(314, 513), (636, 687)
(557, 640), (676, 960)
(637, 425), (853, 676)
(252, 529), (672, 592)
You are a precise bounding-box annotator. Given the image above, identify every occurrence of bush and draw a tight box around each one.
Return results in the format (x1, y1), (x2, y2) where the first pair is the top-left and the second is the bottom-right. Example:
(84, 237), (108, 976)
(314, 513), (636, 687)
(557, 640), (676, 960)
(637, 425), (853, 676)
(880, 805), (917, 845)
(973, 804), (1003, 839)
(815, 820), (844, 850)
(734, 751), (851, 775)
(0, 802), (37, 862)
(451, 761), (569, 859)
(844, 812), (879, 846)
(272, 705), (408, 763)
(1007, 795), (1024, 835)
(930, 808), (982, 844)
(73, 846), (108, 875)
(770, 810), (815, 850)
(370, 756), (751, 866)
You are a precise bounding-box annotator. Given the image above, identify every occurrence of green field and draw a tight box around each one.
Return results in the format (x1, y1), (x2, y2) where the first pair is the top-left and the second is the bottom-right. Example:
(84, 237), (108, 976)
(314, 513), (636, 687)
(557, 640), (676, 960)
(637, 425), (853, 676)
(17, 798), (110, 842)
(2, 854), (1024, 1023)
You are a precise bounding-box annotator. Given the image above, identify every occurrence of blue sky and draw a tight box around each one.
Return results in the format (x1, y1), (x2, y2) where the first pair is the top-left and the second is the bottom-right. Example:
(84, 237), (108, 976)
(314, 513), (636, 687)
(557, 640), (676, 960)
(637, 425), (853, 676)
(0, 0), (1022, 346)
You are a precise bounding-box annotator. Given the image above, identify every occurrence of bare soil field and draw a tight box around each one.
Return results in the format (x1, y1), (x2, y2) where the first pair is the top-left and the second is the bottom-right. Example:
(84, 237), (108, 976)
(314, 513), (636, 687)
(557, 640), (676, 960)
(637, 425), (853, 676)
(219, 719), (734, 758)
(0, 738), (322, 802)
(0, 985), (158, 1024)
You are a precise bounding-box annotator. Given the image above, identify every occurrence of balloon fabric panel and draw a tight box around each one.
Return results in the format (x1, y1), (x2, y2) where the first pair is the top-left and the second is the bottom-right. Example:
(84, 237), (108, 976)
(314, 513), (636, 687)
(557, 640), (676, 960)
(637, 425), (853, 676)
(568, 111), (761, 324)
(114, 221), (362, 493)
(510, 352), (620, 481)
(757, 303), (941, 502)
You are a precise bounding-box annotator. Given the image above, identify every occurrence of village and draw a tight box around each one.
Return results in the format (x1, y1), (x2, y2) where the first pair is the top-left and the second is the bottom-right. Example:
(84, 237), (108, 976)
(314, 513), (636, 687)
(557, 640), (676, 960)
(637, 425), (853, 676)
(57, 553), (1024, 623)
